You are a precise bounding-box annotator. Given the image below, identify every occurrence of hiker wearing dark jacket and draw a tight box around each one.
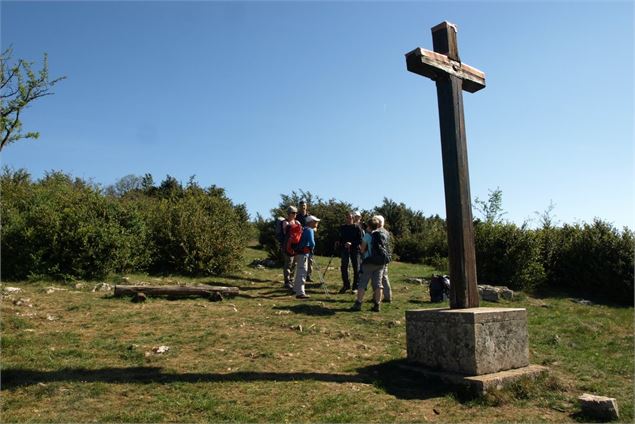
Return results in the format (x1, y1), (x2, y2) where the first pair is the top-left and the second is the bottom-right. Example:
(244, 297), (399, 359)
(336, 211), (364, 294)
(296, 199), (314, 282)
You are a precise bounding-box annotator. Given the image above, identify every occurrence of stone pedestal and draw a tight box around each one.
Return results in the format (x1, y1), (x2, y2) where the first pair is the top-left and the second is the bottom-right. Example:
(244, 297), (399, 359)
(405, 307), (547, 394)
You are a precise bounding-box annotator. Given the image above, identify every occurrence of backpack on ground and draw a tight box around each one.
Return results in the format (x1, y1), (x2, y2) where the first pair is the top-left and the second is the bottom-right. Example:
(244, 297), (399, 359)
(275, 217), (286, 244)
(364, 230), (391, 265)
(285, 221), (303, 256)
(430, 275), (450, 302)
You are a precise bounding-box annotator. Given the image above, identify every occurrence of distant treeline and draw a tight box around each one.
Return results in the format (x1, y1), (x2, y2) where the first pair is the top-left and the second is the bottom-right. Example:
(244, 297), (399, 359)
(1, 169), (250, 280)
(257, 190), (634, 305)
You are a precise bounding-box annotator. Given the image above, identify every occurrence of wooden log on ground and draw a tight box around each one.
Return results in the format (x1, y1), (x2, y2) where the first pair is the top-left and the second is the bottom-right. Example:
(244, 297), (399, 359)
(114, 285), (239, 299)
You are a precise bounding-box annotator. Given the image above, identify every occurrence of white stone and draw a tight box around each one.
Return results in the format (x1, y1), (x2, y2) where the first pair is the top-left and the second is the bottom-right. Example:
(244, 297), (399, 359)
(579, 393), (619, 420)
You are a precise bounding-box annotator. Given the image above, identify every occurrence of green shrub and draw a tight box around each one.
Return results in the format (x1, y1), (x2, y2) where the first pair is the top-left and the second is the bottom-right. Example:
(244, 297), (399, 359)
(1, 169), (247, 280)
(144, 186), (247, 275)
(1, 169), (150, 280)
(538, 220), (634, 304)
(474, 221), (545, 291)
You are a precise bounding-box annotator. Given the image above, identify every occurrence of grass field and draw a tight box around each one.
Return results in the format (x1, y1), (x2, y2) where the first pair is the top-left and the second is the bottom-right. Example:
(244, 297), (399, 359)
(1, 247), (633, 422)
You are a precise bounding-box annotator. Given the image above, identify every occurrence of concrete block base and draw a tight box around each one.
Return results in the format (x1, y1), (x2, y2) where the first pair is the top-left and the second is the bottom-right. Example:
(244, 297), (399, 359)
(400, 363), (548, 395)
(406, 307), (529, 375)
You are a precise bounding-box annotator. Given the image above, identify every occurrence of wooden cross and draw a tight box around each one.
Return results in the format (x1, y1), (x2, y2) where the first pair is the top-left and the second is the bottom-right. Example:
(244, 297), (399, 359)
(405, 21), (485, 309)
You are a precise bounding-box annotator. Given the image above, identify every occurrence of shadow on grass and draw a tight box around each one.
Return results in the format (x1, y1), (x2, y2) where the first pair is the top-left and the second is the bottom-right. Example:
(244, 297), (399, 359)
(215, 275), (279, 284)
(272, 304), (353, 316)
(1, 359), (458, 401)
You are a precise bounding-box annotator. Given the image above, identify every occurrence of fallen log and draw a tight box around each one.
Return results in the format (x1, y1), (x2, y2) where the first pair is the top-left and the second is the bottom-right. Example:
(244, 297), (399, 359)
(114, 285), (239, 300)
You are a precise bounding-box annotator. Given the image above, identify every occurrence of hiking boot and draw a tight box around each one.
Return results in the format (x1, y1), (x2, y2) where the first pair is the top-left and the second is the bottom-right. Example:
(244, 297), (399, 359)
(296, 294), (311, 299)
(338, 286), (350, 294)
(371, 302), (381, 312)
(350, 301), (362, 311)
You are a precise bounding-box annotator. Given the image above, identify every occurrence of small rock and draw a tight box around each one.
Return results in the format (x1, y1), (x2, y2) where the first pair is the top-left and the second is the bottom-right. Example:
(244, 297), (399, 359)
(14, 298), (33, 307)
(4, 287), (22, 293)
(152, 345), (170, 354)
(578, 393), (619, 421)
(131, 292), (147, 303)
(92, 283), (113, 292)
(571, 298), (593, 306)
(44, 287), (68, 294)
(46, 314), (57, 321)
(74, 283), (85, 289)
(276, 310), (291, 315)
(209, 292), (224, 302)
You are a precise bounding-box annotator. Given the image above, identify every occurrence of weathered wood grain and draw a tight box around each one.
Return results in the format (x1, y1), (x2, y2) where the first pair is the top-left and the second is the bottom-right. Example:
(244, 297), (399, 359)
(406, 21), (482, 309)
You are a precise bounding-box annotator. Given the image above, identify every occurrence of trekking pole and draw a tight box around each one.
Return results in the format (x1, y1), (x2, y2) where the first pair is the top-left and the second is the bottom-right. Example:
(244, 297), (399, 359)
(315, 252), (335, 297)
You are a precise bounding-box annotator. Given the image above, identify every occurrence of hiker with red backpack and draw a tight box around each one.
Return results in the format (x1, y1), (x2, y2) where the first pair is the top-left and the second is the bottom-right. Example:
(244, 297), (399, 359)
(293, 215), (321, 299)
(281, 206), (301, 290)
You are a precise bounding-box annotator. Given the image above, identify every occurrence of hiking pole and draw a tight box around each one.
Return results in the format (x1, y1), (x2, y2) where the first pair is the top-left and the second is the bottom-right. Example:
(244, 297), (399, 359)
(313, 255), (333, 297)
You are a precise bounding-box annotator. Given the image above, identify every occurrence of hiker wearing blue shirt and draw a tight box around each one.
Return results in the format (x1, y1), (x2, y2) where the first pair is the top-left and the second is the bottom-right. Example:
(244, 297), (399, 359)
(293, 215), (320, 299)
(296, 199), (314, 282)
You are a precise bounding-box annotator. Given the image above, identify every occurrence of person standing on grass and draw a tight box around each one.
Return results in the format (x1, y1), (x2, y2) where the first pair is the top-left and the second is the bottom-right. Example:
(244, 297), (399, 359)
(296, 199), (314, 282)
(335, 211), (364, 294)
(352, 215), (391, 312)
(293, 215), (320, 299)
(281, 206), (299, 290)
(375, 215), (392, 303)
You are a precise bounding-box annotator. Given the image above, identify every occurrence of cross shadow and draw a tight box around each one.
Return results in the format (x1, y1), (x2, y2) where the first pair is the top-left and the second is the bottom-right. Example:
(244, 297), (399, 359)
(272, 304), (346, 316)
(1, 360), (461, 401)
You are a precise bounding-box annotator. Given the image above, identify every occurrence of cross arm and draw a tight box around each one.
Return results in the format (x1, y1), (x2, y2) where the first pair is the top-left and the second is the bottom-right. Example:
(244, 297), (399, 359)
(405, 47), (486, 93)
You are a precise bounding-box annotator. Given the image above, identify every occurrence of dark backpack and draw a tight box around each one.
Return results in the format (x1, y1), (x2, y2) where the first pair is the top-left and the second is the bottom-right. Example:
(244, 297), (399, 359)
(364, 230), (391, 265)
(275, 217), (285, 244)
(285, 221), (303, 256)
(430, 275), (450, 302)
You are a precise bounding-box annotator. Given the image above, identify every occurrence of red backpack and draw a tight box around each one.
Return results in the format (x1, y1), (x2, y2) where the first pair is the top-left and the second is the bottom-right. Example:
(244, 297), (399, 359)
(285, 222), (303, 256)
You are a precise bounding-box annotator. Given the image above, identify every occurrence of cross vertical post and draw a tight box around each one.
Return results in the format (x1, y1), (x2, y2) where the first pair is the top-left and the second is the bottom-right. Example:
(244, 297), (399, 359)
(405, 21), (485, 308)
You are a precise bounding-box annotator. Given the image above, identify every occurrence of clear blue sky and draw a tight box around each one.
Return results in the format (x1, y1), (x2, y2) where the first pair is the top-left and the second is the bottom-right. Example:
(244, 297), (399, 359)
(2, 1), (633, 229)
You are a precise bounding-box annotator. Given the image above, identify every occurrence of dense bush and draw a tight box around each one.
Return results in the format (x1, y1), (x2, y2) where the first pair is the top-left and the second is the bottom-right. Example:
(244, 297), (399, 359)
(144, 186), (247, 275)
(1, 168), (247, 280)
(1, 169), (150, 279)
(537, 220), (634, 304)
(474, 221), (545, 291)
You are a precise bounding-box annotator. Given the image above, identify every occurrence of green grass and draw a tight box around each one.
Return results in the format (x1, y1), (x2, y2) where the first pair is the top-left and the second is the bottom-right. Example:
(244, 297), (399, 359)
(1, 246), (632, 422)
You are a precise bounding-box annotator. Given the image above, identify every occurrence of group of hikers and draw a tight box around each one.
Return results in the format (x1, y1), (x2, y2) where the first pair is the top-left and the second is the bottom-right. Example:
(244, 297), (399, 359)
(276, 200), (392, 312)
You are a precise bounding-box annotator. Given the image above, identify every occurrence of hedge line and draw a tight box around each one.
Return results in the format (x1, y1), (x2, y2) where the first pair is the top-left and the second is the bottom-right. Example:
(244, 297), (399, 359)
(1, 169), (248, 280)
(258, 192), (634, 305)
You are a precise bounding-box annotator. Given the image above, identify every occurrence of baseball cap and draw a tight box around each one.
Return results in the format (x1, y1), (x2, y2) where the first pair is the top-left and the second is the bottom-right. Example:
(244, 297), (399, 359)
(305, 215), (321, 224)
(353, 210), (362, 217)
